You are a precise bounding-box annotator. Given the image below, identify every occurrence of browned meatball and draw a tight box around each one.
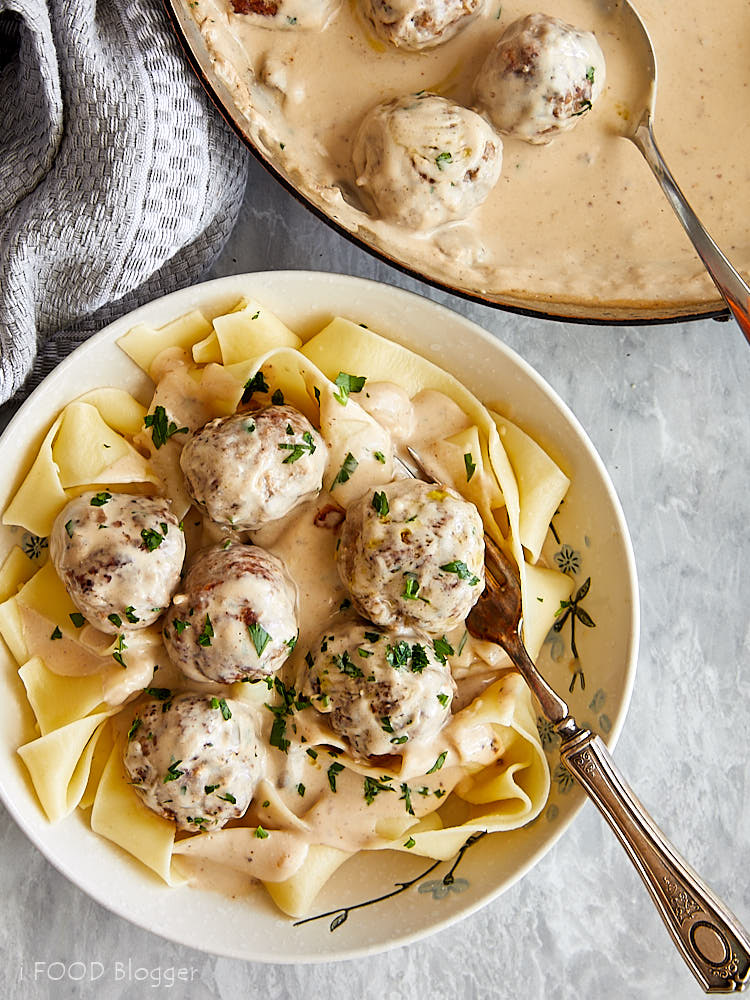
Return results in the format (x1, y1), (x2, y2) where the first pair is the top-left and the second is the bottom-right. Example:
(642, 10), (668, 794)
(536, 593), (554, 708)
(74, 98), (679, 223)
(337, 479), (485, 632)
(301, 621), (455, 758)
(353, 93), (502, 230)
(474, 13), (606, 144)
(361, 0), (483, 50)
(163, 542), (298, 684)
(180, 404), (327, 531)
(124, 692), (264, 831)
(49, 492), (185, 634)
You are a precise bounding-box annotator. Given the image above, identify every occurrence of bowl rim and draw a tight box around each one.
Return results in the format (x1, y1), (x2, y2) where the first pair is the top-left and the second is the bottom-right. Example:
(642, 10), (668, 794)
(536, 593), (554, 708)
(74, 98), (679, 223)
(0, 271), (641, 962)
(160, 0), (730, 328)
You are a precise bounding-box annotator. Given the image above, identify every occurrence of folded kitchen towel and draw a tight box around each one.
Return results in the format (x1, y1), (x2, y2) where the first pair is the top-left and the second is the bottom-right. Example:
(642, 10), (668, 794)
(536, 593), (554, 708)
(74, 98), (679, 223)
(0, 0), (249, 409)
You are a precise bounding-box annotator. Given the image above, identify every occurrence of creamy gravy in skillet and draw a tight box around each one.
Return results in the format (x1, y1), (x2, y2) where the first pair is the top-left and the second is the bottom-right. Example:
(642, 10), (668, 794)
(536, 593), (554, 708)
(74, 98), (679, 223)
(188, 0), (750, 315)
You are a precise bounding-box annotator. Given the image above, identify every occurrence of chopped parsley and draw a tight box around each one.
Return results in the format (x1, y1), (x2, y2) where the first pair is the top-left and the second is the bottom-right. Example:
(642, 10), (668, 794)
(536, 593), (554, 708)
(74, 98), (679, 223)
(278, 430), (317, 464)
(271, 388), (285, 405)
(127, 717), (142, 740)
(435, 150), (453, 170)
(426, 751), (447, 774)
(210, 696), (232, 721)
(163, 759), (184, 783)
(390, 735), (408, 745)
(372, 491), (389, 517)
(248, 622), (271, 656)
(286, 635), (298, 650)
(124, 606), (140, 624)
(333, 650), (363, 679)
(380, 716), (394, 733)
(243, 369), (269, 396)
(204, 784), (219, 794)
(254, 825), (269, 839)
(363, 776), (394, 805)
(327, 761), (344, 792)
(217, 791), (236, 804)
(586, 65), (595, 83)
(573, 99), (593, 117)
(464, 452), (476, 482)
(90, 491), (112, 506)
(457, 630), (468, 656)
(357, 647), (374, 658)
(439, 560), (480, 585)
(363, 631), (381, 643)
(141, 526), (165, 551)
(306, 748), (318, 761)
(402, 572), (420, 601)
(50, 625), (62, 640)
(145, 686), (172, 701)
(399, 782), (414, 815)
(333, 372), (366, 405)
(172, 618), (189, 635)
(108, 613), (122, 628)
(437, 692), (450, 707)
(433, 636), (454, 664)
(373, 451), (386, 464)
(404, 837), (416, 849)
(409, 643), (429, 673)
(197, 615), (214, 647)
(112, 633), (127, 667)
(65, 520), (75, 538)
(296, 783), (305, 797)
(385, 640), (410, 668)
(144, 405), (188, 449)
(330, 452), (358, 490)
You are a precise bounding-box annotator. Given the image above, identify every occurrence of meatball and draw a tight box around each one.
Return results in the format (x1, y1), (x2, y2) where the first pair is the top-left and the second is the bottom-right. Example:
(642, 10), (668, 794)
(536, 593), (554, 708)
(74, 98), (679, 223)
(124, 692), (264, 831)
(474, 13), (606, 144)
(337, 479), (485, 632)
(163, 542), (298, 684)
(229, 0), (341, 30)
(353, 93), (502, 230)
(180, 405), (326, 530)
(301, 621), (455, 757)
(361, 0), (482, 50)
(49, 492), (185, 634)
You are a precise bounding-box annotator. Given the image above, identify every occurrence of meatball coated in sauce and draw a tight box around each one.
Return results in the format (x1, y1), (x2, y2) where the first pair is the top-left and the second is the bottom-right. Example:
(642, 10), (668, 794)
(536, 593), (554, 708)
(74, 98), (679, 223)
(163, 543), (298, 684)
(353, 94), (502, 231)
(301, 622), (455, 758)
(124, 693), (264, 831)
(180, 405), (326, 531)
(475, 13), (606, 144)
(337, 479), (485, 633)
(361, 0), (483, 50)
(49, 492), (185, 635)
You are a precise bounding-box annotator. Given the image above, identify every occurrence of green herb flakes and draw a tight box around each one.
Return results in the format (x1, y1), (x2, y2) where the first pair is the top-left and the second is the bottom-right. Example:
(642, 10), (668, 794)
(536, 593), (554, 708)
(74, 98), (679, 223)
(144, 405), (188, 449)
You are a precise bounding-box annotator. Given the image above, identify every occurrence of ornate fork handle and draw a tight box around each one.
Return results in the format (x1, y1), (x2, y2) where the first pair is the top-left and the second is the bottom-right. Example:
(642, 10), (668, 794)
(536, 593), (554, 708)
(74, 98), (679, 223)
(561, 729), (750, 993)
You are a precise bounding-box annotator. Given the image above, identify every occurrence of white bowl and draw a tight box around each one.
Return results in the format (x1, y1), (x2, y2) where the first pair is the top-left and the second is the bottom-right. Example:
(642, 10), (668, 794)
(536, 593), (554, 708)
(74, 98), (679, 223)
(0, 272), (639, 962)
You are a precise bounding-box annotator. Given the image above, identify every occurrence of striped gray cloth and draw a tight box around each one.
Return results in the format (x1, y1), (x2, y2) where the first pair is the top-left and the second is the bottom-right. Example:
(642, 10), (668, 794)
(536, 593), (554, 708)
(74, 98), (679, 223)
(0, 0), (249, 412)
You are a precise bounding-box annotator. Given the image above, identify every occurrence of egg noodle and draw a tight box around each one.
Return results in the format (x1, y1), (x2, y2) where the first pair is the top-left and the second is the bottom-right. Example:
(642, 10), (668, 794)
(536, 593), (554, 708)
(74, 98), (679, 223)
(0, 294), (573, 917)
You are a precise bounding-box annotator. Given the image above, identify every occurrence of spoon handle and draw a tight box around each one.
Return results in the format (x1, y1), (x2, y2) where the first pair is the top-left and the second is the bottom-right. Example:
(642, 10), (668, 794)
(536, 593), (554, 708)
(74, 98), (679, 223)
(631, 115), (750, 343)
(560, 728), (750, 992)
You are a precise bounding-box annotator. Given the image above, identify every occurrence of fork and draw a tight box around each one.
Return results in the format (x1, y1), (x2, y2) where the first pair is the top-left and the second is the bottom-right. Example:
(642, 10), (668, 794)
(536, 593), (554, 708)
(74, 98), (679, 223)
(404, 448), (750, 993)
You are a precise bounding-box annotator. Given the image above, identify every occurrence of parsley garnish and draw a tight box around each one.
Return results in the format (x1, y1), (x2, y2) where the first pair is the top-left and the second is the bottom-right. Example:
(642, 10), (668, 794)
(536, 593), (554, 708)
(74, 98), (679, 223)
(439, 560), (480, 585)
(306, 748), (318, 760)
(404, 837), (416, 849)
(163, 759), (184, 783)
(363, 631), (381, 643)
(141, 527), (165, 551)
(380, 716), (394, 733)
(433, 636), (454, 664)
(90, 491), (112, 506)
(69, 612), (85, 628)
(271, 388), (285, 405)
(586, 65), (595, 83)
(248, 622), (271, 656)
(217, 791), (236, 804)
(204, 784), (219, 794)
(435, 151), (453, 170)
(373, 451), (386, 464)
(144, 405), (188, 449)
(65, 520), (75, 538)
(124, 606), (140, 624)
(464, 452), (476, 482)
(145, 686), (172, 700)
(399, 782), (414, 815)
(333, 651), (363, 678)
(286, 635), (298, 650)
(437, 692), (450, 707)
(385, 641), (410, 668)
(243, 369), (269, 396)
(127, 717), (142, 740)
(50, 626), (62, 640)
(402, 572), (420, 600)
(108, 613), (122, 628)
(197, 615), (214, 647)
(255, 825), (269, 839)
(458, 630), (468, 656)
(372, 491), (389, 517)
(327, 761), (344, 792)
(330, 452), (358, 490)
(278, 430), (317, 464)
(333, 372), (366, 405)
(363, 776), (394, 805)
(172, 618), (189, 635)
(427, 751), (447, 774)
(410, 643), (428, 673)
(112, 633), (127, 667)
(210, 696), (232, 720)
(297, 783), (305, 797)
(390, 735), (408, 745)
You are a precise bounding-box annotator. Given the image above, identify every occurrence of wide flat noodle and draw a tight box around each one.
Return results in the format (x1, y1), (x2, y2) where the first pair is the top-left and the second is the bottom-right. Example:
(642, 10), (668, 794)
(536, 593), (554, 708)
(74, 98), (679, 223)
(17, 712), (114, 823)
(91, 736), (183, 885)
(19, 656), (105, 735)
(0, 546), (37, 603)
(2, 414), (67, 537)
(117, 309), (212, 376)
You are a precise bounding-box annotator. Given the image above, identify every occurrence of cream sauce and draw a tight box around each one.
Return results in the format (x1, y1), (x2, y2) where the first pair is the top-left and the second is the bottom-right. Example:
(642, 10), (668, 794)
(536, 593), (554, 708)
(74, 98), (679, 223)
(189, 0), (750, 313)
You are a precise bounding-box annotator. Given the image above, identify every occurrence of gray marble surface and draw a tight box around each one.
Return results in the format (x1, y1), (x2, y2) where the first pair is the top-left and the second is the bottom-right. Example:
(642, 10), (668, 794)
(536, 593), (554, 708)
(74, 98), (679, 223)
(2, 157), (749, 1000)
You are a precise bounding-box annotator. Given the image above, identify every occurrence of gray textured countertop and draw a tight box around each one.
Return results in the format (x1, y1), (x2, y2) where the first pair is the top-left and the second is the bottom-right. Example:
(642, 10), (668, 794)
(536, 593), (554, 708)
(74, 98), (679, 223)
(2, 158), (749, 1000)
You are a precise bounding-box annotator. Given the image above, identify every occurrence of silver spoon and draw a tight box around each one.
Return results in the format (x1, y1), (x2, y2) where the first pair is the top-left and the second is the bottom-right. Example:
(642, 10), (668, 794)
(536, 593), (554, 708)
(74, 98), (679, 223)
(608, 0), (750, 341)
(403, 447), (750, 993)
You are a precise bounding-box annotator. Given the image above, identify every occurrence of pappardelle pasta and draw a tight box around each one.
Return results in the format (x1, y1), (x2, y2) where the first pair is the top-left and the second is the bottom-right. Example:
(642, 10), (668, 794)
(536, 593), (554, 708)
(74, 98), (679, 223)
(1, 295), (573, 918)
